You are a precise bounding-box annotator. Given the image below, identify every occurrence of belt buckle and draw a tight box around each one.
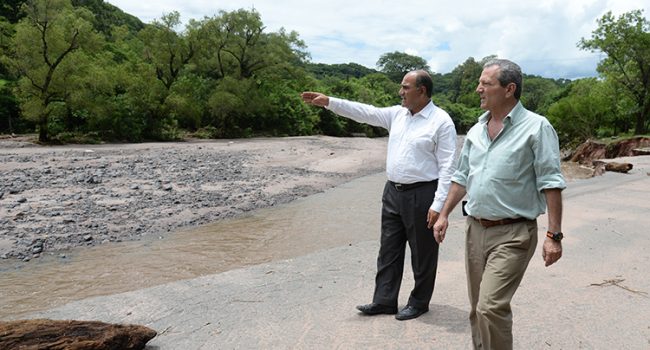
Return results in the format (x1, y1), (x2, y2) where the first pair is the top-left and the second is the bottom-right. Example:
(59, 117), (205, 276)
(394, 183), (404, 191)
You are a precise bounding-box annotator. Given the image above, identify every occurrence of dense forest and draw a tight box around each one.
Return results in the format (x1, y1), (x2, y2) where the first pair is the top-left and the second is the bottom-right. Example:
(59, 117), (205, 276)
(1, 0), (648, 147)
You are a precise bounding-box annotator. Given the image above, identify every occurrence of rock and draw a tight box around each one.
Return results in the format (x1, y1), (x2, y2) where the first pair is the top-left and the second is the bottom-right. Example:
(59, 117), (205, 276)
(86, 175), (102, 184)
(0, 319), (157, 350)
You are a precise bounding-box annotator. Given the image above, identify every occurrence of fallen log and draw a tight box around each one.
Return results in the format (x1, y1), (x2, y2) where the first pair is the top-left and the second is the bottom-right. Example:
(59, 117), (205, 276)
(0, 319), (156, 350)
(605, 162), (633, 173)
(592, 160), (633, 174)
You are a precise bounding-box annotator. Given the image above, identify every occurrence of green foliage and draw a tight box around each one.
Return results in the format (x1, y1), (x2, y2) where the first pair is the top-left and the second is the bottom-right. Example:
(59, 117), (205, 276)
(447, 57), (483, 104)
(71, 0), (144, 35)
(165, 74), (209, 130)
(0, 18), (14, 78)
(305, 62), (378, 80)
(309, 73), (398, 137)
(376, 51), (430, 83)
(579, 9), (650, 134)
(0, 0), (26, 23)
(520, 75), (568, 116)
(6, 2), (612, 144)
(434, 97), (483, 134)
(206, 76), (251, 138)
(0, 79), (22, 133)
(139, 11), (195, 90)
(12, 0), (102, 141)
(546, 78), (620, 146)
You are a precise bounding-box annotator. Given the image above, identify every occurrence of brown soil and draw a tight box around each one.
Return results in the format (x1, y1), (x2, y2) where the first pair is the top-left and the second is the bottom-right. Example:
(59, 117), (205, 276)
(568, 137), (650, 164)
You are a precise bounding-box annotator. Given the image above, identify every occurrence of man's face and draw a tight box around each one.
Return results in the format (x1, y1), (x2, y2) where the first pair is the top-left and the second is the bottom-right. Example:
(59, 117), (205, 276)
(476, 65), (508, 111)
(399, 73), (423, 112)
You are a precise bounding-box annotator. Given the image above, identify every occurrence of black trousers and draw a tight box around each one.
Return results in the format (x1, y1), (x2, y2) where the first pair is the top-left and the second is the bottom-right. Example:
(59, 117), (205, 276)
(372, 180), (439, 309)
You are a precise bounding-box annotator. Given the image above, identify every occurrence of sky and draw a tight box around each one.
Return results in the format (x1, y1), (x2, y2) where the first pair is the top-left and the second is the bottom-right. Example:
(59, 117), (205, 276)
(105, 0), (650, 80)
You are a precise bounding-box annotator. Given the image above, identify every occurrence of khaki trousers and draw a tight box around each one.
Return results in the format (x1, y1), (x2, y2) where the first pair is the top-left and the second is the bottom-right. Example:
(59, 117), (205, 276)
(465, 217), (538, 350)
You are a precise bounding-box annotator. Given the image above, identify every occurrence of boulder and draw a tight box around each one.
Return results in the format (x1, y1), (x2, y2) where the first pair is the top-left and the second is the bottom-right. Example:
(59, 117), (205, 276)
(0, 319), (157, 350)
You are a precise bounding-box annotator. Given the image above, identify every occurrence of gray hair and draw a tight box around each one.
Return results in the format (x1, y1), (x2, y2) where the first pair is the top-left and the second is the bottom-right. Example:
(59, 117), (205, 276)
(483, 59), (522, 100)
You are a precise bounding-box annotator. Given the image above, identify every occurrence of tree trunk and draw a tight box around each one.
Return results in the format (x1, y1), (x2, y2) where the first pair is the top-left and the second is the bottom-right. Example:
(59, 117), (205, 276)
(0, 319), (157, 350)
(635, 111), (646, 135)
(38, 112), (49, 142)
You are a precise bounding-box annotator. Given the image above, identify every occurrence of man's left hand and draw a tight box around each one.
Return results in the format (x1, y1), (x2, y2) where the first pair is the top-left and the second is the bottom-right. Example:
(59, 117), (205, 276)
(542, 238), (562, 266)
(427, 209), (439, 229)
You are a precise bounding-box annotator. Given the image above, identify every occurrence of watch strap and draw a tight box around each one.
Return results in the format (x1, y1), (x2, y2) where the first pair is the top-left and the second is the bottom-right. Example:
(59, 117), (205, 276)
(546, 230), (563, 241)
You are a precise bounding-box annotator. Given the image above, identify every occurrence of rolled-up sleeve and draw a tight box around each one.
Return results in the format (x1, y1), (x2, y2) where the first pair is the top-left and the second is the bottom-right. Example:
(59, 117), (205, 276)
(534, 122), (566, 192)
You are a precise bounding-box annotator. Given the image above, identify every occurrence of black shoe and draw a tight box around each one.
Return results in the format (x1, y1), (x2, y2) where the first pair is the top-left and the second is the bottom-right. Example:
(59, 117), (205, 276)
(395, 305), (429, 320)
(356, 303), (398, 315)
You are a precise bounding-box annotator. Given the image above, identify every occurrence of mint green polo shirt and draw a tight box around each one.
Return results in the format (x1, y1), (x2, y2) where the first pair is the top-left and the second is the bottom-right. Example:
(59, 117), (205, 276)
(452, 102), (566, 220)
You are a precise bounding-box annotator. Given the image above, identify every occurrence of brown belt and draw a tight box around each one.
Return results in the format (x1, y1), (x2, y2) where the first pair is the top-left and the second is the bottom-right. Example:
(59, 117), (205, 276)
(471, 216), (532, 228)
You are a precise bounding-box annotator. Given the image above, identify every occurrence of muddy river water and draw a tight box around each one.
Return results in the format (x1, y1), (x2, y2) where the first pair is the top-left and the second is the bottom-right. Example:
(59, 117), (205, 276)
(0, 173), (386, 319)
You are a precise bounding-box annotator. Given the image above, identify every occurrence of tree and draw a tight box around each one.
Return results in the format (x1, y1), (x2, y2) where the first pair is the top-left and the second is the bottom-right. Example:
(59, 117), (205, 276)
(305, 62), (378, 80)
(579, 10), (650, 134)
(0, 17), (14, 78)
(139, 11), (196, 91)
(376, 51), (430, 83)
(197, 9), (307, 80)
(547, 78), (618, 146)
(12, 0), (100, 142)
(521, 75), (568, 116)
(448, 57), (484, 106)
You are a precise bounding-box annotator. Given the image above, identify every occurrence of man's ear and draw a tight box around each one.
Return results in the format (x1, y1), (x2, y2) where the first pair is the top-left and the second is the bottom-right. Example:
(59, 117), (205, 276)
(505, 82), (516, 98)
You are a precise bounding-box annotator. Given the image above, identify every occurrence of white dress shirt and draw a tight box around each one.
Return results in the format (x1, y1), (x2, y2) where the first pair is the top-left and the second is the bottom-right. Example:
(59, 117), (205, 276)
(326, 97), (457, 212)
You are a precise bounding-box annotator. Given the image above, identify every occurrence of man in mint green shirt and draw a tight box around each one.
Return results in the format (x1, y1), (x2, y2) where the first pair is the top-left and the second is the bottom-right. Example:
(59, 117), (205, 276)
(433, 59), (565, 350)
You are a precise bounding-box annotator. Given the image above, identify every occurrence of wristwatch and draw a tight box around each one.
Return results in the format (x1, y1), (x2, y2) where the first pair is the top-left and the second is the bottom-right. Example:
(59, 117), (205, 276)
(546, 231), (563, 242)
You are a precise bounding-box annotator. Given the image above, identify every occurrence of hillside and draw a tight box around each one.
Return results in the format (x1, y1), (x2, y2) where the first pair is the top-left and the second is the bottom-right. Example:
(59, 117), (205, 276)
(0, 0), (144, 34)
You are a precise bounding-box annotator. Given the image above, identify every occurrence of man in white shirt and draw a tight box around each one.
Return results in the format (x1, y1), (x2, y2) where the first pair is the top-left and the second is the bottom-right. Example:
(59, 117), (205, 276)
(301, 70), (457, 320)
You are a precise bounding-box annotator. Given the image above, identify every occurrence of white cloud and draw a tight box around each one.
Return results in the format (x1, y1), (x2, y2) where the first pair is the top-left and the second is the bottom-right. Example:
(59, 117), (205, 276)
(105, 0), (650, 79)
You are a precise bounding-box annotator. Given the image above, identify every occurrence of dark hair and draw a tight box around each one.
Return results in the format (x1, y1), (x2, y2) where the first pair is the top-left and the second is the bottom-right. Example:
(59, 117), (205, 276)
(413, 70), (433, 98)
(483, 59), (522, 100)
